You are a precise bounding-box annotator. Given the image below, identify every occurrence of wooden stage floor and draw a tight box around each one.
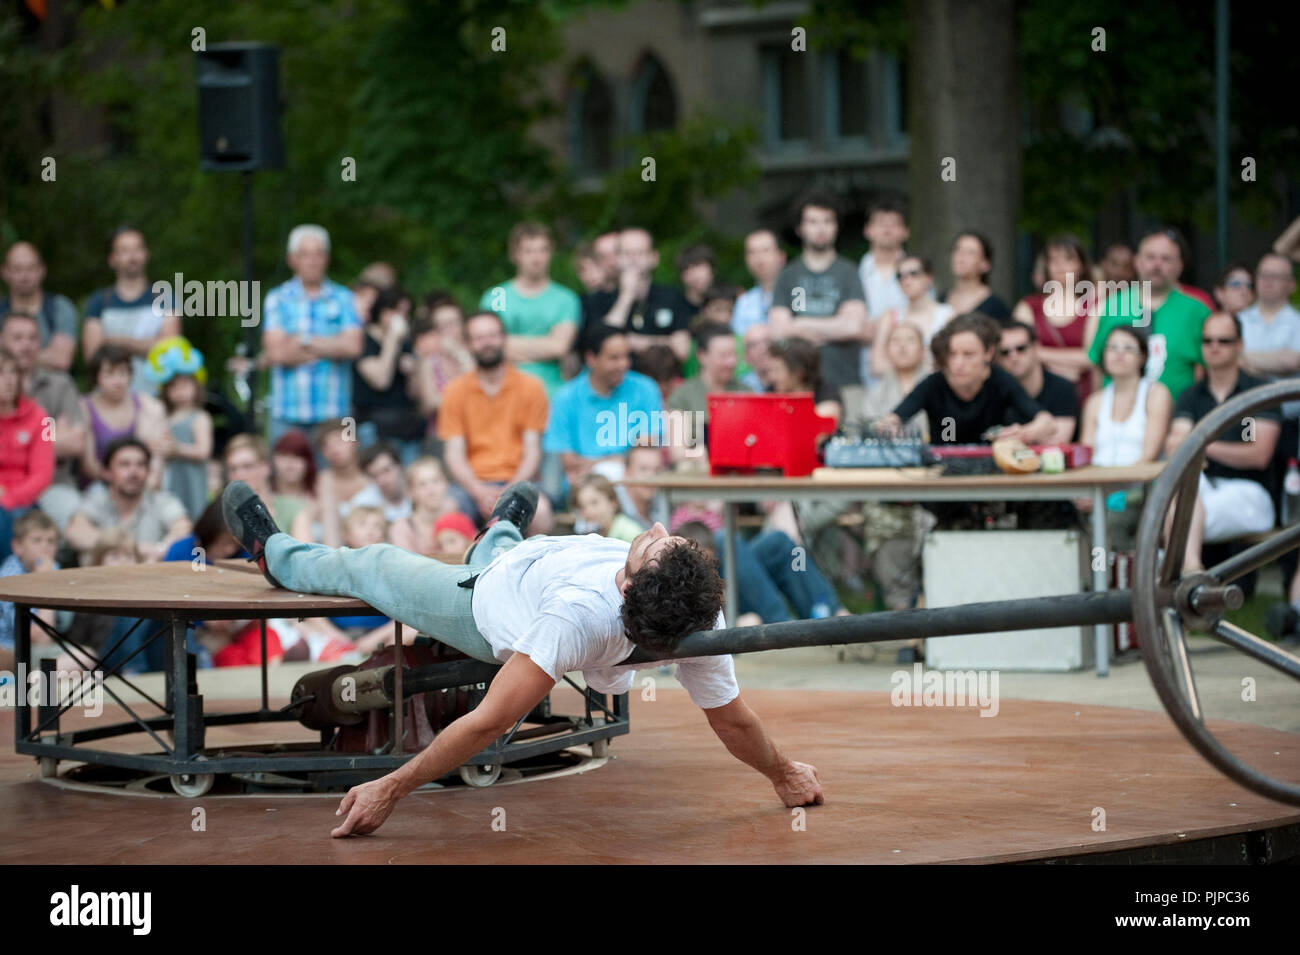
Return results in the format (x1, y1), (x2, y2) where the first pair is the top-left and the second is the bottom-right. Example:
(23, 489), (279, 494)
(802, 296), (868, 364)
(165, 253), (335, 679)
(2, 685), (1298, 864)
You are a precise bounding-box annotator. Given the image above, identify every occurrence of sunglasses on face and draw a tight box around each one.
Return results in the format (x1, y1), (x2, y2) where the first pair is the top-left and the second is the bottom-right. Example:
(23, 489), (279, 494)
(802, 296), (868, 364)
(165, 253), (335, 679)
(1201, 336), (1239, 346)
(897, 269), (924, 280)
(998, 343), (1031, 357)
(1225, 279), (1253, 289)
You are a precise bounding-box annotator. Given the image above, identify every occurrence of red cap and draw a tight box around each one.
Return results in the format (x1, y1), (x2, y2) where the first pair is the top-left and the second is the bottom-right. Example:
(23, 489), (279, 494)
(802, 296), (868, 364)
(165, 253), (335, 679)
(433, 512), (477, 541)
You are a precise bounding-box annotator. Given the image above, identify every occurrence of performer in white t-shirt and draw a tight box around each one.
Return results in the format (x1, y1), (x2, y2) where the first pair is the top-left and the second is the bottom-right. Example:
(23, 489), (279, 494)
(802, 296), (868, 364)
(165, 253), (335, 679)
(222, 480), (824, 837)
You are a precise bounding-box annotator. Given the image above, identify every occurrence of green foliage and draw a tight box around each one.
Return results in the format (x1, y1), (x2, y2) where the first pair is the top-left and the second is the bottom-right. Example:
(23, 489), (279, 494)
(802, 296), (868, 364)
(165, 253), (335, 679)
(542, 113), (761, 284)
(806, 0), (907, 59)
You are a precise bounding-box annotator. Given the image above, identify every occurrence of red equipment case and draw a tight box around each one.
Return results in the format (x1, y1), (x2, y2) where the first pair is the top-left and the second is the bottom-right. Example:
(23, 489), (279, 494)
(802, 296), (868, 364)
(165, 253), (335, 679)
(707, 393), (837, 476)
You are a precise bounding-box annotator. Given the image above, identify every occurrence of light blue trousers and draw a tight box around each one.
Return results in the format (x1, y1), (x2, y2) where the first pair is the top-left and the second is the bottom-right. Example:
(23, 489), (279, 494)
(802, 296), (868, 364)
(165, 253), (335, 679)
(263, 523), (525, 663)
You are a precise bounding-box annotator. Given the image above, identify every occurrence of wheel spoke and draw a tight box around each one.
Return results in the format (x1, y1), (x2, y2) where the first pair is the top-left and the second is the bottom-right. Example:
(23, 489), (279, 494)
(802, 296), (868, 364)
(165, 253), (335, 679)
(1161, 460), (1203, 585)
(1162, 608), (1202, 721)
(1211, 619), (1300, 680)
(1207, 521), (1300, 584)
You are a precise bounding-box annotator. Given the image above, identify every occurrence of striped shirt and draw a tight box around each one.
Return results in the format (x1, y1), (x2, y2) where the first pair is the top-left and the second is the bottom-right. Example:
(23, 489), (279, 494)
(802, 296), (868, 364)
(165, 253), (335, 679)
(263, 277), (361, 422)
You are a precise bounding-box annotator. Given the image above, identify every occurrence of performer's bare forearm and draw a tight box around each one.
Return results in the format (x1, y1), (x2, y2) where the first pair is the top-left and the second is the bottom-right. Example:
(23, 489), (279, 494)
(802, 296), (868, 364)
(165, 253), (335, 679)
(705, 697), (788, 779)
(388, 710), (506, 796)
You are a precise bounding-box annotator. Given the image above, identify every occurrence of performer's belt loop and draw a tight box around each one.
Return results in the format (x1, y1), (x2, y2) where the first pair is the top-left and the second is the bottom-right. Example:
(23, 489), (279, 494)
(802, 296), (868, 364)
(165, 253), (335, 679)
(458, 573), (480, 590)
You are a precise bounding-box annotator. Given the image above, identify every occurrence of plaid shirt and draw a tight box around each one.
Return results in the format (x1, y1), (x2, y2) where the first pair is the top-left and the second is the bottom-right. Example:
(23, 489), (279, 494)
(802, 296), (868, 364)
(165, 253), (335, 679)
(263, 276), (361, 422)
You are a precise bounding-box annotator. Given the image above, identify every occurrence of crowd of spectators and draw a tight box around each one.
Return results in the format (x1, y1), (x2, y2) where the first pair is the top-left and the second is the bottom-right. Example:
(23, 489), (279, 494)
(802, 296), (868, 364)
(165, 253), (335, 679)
(4, 197), (1300, 675)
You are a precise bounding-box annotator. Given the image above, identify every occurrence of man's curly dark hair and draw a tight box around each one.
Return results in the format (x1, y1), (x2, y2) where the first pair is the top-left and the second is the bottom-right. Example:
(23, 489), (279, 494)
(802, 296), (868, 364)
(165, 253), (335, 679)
(621, 540), (724, 655)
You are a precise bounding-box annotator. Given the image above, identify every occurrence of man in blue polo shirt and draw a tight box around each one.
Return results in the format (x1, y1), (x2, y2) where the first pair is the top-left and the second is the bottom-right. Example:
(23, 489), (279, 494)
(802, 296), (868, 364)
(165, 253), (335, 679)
(544, 325), (662, 496)
(261, 225), (364, 449)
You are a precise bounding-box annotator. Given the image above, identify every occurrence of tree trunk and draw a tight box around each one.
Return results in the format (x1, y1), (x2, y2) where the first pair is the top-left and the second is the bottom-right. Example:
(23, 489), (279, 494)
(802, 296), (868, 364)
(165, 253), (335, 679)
(908, 0), (1021, 302)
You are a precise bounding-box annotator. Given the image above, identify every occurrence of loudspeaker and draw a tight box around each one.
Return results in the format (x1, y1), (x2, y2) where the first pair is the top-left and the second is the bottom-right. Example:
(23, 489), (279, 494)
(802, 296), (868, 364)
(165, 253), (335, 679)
(196, 43), (284, 171)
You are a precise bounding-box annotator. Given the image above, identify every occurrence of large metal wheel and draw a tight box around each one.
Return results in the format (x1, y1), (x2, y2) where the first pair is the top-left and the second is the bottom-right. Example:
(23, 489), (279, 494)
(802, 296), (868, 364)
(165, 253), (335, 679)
(1135, 379), (1300, 806)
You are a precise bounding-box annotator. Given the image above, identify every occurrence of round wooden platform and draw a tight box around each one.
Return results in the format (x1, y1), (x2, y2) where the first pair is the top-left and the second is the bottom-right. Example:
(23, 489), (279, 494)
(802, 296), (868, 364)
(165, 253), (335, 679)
(2, 684), (1296, 864)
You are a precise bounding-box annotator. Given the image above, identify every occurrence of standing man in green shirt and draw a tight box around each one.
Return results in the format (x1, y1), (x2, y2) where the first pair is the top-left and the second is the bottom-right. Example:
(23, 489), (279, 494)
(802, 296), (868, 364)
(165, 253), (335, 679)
(1086, 227), (1210, 402)
(479, 222), (580, 397)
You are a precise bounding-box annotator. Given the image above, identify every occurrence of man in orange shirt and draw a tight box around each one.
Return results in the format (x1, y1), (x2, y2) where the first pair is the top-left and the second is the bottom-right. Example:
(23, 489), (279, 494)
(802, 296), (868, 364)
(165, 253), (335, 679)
(439, 311), (554, 533)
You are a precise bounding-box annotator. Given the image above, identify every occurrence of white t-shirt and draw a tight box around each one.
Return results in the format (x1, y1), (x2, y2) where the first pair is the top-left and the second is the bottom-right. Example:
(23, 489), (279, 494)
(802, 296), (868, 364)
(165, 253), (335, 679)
(470, 534), (739, 709)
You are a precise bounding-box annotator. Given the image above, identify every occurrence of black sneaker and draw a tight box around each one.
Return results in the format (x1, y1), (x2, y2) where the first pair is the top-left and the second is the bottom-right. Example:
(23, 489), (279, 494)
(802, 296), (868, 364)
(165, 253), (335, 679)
(221, 480), (284, 588)
(466, 482), (539, 561)
(484, 482), (539, 536)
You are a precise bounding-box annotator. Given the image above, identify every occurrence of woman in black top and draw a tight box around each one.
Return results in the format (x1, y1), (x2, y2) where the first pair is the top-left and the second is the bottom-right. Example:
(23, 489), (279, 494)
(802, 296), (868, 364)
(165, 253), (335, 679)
(943, 231), (1011, 321)
(768, 336), (842, 423)
(878, 312), (1053, 444)
(353, 286), (426, 463)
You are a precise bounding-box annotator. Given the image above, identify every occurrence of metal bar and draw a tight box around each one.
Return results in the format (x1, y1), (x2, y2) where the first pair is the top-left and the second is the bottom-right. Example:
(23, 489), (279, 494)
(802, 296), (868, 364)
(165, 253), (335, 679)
(259, 619), (269, 712)
(28, 660), (177, 756)
(722, 500), (738, 625)
(621, 589), (1135, 665)
(380, 659), (501, 700)
(1163, 608), (1202, 722)
(1212, 619), (1300, 680)
(63, 709), (298, 745)
(171, 616), (191, 759)
(1161, 458), (1203, 585)
(1207, 521), (1300, 585)
(241, 169), (259, 432)
(14, 605), (31, 743)
(561, 675), (618, 721)
(463, 724), (630, 767)
(38, 658), (58, 739)
(26, 616), (168, 720)
(1091, 482), (1110, 677)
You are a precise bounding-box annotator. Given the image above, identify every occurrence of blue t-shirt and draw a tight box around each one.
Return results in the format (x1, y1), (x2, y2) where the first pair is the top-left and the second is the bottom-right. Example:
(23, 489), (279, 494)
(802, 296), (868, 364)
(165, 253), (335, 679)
(543, 369), (663, 458)
(0, 553), (61, 650)
(163, 535), (251, 564)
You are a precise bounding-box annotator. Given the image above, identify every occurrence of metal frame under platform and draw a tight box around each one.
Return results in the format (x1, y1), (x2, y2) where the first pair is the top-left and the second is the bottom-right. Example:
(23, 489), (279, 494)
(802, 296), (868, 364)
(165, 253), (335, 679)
(6, 563), (628, 795)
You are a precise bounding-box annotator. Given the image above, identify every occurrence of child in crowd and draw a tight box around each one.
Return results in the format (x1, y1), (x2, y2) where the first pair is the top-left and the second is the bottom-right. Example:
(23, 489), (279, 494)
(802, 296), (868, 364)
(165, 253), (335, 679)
(574, 474), (644, 543)
(681, 284), (747, 380)
(432, 511), (476, 557)
(147, 337), (213, 521)
(638, 344), (685, 405)
(292, 419), (383, 547)
(270, 429), (317, 530)
(0, 510), (60, 670)
(389, 457), (464, 558)
(58, 530), (170, 674)
(310, 507), (395, 656)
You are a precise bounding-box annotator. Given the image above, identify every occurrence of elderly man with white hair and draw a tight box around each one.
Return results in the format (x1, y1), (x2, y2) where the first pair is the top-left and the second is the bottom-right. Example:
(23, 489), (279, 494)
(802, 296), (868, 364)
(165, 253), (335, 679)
(261, 225), (364, 448)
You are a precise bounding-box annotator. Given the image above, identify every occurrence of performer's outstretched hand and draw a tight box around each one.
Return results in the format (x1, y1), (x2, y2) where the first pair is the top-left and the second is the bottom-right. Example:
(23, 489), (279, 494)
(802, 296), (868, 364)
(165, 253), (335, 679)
(332, 775), (402, 837)
(773, 760), (823, 807)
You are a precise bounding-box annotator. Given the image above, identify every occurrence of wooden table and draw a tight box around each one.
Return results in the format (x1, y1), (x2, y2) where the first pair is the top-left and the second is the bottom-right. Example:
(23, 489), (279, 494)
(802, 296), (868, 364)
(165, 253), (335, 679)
(623, 462), (1165, 676)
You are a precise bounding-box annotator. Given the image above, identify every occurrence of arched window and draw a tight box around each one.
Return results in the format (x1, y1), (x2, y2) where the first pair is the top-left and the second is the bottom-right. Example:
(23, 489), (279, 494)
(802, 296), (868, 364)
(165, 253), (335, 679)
(568, 61), (614, 175)
(629, 52), (676, 135)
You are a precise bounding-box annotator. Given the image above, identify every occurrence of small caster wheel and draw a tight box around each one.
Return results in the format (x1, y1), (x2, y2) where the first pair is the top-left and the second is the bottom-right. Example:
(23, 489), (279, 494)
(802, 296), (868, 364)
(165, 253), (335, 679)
(171, 757), (214, 797)
(458, 763), (502, 788)
(38, 756), (57, 778)
(590, 739), (609, 758)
